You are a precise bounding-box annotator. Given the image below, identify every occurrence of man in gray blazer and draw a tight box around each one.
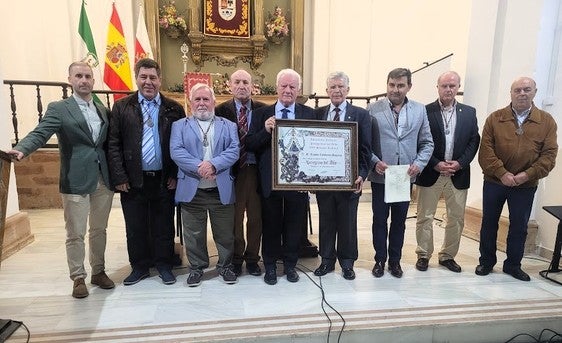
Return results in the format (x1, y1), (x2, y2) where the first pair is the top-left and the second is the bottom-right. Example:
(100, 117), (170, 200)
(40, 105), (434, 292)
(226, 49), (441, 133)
(415, 71), (480, 273)
(312, 71), (372, 280)
(170, 83), (240, 287)
(368, 68), (434, 278)
(8, 61), (115, 298)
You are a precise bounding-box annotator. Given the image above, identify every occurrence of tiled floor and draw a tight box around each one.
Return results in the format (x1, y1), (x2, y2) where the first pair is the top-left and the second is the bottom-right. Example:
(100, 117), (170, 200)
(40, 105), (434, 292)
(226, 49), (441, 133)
(1, 198), (562, 342)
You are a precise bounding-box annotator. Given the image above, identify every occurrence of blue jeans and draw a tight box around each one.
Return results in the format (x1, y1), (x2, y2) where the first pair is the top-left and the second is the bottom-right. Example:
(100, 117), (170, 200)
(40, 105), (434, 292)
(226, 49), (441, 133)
(371, 182), (410, 263)
(479, 181), (536, 270)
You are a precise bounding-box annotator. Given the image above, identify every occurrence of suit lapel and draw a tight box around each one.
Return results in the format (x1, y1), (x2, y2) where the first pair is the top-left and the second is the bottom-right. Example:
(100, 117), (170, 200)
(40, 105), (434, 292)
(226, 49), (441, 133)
(213, 117), (224, 153)
(64, 97), (93, 143)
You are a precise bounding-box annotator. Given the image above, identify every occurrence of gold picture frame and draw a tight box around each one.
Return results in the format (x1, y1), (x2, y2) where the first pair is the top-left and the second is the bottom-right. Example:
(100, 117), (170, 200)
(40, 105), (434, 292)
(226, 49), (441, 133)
(272, 119), (358, 192)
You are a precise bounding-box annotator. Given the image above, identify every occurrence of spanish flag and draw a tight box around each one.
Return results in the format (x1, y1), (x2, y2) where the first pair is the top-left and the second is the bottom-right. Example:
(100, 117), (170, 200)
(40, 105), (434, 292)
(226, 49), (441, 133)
(104, 2), (133, 102)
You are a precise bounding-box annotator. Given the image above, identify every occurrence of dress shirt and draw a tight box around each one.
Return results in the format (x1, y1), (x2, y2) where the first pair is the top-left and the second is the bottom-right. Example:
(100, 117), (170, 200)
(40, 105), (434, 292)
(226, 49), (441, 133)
(329, 101), (347, 122)
(73, 94), (102, 142)
(274, 102), (296, 119)
(138, 93), (163, 171)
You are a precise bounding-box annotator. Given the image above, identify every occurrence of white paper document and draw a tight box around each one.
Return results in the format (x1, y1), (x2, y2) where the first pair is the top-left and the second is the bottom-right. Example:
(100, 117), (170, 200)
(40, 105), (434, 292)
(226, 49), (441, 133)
(384, 165), (411, 203)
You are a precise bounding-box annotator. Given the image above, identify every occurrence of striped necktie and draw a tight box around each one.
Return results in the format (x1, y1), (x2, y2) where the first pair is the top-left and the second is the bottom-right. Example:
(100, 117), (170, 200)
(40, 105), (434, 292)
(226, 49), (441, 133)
(141, 100), (156, 165)
(238, 105), (248, 167)
(333, 107), (341, 121)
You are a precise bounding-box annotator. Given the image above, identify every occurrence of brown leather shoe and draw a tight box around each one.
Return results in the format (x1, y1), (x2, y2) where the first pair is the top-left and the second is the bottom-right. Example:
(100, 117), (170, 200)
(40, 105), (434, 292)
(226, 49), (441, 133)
(91, 272), (115, 289)
(72, 278), (89, 298)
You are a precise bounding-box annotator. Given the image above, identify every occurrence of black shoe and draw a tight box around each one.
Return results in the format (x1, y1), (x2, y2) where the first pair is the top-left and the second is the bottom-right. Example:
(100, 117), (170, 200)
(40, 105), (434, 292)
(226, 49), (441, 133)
(372, 262), (385, 278)
(264, 268), (277, 285)
(475, 265), (493, 276)
(285, 268), (299, 283)
(186, 269), (203, 287)
(439, 259), (461, 273)
(416, 258), (429, 271)
(342, 268), (355, 280)
(503, 267), (530, 281)
(388, 262), (403, 278)
(232, 264), (242, 276)
(219, 267), (238, 284)
(123, 268), (149, 286)
(313, 264), (335, 276)
(157, 268), (176, 285)
(246, 263), (262, 276)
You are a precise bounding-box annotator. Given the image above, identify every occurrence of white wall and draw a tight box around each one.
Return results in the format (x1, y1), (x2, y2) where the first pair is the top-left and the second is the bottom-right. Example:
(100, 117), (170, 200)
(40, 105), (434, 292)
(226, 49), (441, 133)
(465, 0), (562, 253)
(303, 0), (472, 108)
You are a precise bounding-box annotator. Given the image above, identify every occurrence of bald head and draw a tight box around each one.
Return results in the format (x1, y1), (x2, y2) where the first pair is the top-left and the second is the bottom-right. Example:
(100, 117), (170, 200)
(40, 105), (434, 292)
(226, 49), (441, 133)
(437, 71), (461, 107)
(229, 69), (253, 103)
(510, 77), (537, 112)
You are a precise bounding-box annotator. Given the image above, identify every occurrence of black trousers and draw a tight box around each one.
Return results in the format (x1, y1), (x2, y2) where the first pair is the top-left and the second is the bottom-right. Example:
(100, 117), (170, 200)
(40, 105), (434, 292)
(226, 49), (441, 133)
(316, 191), (359, 268)
(261, 190), (307, 270)
(120, 172), (176, 271)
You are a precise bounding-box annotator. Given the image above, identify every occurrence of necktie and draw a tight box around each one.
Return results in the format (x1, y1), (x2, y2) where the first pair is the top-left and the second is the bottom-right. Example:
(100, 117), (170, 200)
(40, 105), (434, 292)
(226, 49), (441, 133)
(333, 107), (341, 121)
(281, 108), (289, 119)
(141, 100), (156, 165)
(238, 105), (248, 167)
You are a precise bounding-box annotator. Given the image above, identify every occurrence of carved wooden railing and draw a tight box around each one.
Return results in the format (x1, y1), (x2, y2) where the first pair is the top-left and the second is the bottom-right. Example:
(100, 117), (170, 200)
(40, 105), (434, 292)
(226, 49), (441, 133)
(2, 79), (132, 146)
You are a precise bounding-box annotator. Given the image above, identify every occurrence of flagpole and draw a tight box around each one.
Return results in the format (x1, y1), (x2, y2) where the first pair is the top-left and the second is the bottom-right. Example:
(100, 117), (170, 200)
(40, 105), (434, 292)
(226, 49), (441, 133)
(181, 43), (189, 116)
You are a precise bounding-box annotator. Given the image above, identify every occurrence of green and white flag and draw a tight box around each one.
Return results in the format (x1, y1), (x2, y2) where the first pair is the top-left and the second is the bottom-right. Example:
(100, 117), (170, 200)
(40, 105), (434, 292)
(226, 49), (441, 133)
(78, 0), (102, 104)
(78, 0), (98, 67)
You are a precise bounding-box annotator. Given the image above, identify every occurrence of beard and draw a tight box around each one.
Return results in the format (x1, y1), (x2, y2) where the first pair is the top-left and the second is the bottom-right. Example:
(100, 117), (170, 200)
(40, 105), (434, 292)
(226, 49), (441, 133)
(193, 110), (214, 121)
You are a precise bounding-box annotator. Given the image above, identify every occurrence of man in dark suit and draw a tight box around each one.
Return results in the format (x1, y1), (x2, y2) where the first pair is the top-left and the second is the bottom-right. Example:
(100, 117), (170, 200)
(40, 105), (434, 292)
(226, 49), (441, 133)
(415, 71), (480, 273)
(312, 71), (372, 280)
(8, 61), (115, 298)
(108, 58), (185, 286)
(246, 68), (316, 285)
(215, 69), (266, 277)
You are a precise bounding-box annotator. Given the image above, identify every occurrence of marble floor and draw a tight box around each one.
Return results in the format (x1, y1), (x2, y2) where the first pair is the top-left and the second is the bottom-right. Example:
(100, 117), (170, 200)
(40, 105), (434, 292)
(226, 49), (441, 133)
(1, 198), (562, 342)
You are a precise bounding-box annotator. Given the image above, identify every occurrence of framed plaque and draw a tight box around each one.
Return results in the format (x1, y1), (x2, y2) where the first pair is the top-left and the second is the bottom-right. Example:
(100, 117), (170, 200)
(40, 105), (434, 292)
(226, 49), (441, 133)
(272, 119), (358, 191)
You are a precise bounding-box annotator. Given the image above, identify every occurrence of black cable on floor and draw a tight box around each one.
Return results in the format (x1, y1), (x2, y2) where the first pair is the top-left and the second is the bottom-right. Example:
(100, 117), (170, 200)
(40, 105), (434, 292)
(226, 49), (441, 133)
(504, 328), (562, 343)
(296, 263), (346, 343)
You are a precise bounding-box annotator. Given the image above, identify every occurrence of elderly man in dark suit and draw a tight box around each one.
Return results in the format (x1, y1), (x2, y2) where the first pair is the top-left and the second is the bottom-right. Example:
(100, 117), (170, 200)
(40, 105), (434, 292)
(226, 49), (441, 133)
(108, 58), (185, 286)
(415, 71), (480, 273)
(215, 69), (266, 277)
(8, 61), (115, 298)
(246, 68), (316, 285)
(312, 71), (372, 280)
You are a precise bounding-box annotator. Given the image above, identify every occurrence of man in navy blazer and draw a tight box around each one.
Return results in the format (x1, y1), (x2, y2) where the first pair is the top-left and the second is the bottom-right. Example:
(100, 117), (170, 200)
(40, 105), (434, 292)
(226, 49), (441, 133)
(215, 69), (266, 277)
(171, 83), (240, 287)
(312, 71), (372, 280)
(414, 71), (480, 273)
(246, 68), (316, 285)
(8, 62), (115, 298)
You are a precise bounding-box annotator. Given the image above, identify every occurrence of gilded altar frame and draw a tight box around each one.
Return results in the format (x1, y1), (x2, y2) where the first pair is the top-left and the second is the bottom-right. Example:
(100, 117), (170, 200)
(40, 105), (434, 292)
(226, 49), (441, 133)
(144, 0), (304, 74)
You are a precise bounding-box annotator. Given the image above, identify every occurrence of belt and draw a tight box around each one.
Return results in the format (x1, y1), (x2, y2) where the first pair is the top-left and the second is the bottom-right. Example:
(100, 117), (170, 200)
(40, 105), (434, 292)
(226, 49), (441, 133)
(199, 187), (218, 192)
(143, 170), (161, 177)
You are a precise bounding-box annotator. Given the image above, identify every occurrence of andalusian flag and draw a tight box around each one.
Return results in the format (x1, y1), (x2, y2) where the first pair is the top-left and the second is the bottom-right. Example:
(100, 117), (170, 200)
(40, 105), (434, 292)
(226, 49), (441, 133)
(134, 5), (153, 63)
(78, 0), (102, 104)
(103, 2), (133, 101)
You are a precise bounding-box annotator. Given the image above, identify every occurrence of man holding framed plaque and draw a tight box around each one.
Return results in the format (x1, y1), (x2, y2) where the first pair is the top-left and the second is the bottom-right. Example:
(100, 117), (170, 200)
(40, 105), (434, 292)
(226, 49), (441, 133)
(246, 68), (316, 285)
(312, 72), (372, 280)
(368, 68), (434, 279)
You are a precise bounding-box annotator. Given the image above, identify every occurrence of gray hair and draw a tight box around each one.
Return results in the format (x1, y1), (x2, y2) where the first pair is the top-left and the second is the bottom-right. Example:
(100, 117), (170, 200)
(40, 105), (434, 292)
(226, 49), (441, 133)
(326, 71), (349, 88)
(189, 83), (216, 102)
(276, 68), (302, 89)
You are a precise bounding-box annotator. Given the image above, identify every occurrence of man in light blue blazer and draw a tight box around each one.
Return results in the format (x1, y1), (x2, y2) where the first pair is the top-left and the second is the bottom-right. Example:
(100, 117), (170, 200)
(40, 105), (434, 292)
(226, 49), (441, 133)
(8, 62), (115, 298)
(170, 83), (239, 287)
(367, 68), (434, 279)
